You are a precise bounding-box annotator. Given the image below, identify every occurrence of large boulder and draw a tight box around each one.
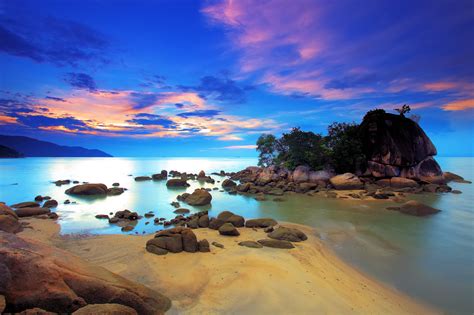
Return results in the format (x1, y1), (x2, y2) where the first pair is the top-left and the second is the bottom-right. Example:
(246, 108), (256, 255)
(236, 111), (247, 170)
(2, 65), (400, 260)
(146, 227), (199, 254)
(152, 170), (168, 180)
(257, 239), (294, 249)
(222, 179), (237, 189)
(308, 170), (333, 184)
(14, 207), (51, 218)
(360, 111), (443, 181)
(166, 179), (189, 188)
(182, 189), (212, 206)
(329, 173), (363, 190)
(0, 231), (171, 314)
(218, 223), (240, 236)
(0, 203), (21, 233)
(65, 184), (108, 195)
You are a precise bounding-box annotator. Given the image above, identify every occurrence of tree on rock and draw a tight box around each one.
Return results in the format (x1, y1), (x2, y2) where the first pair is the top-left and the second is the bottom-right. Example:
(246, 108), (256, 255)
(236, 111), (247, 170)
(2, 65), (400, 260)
(395, 104), (411, 117)
(256, 134), (278, 167)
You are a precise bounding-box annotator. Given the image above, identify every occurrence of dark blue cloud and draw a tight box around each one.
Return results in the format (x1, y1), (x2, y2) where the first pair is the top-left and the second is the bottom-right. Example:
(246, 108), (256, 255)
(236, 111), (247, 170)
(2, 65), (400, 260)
(129, 92), (160, 110)
(174, 103), (184, 108)
(324, 73), (379, 90)
(127, 113), (175, 128)
(15, 114), (90, 131)
(0, 14), (109, 67)
(64, 73), (97, 91)
(179, 75), (252, 103)
(177, 110), (221, 118)
(45, 96), (66, 102)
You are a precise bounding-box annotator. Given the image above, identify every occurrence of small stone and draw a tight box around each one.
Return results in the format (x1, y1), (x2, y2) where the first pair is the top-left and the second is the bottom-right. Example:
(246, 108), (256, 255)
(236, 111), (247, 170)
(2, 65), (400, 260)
(238, 241), (263, 248)
(212, 241), (224, 249)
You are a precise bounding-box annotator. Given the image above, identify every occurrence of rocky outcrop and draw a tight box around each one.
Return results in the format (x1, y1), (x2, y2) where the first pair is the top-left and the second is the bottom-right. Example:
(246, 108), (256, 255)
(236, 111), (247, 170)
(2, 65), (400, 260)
(245, 218), (278, 228)
(222, 179), (237, 189)
(0, 231), (171, 314)
(179, 189), (212, 206)
(360, 111), (443, 182)
(257, 239), (295, 249)
(10, 202), (40, 209)
(43, 200), (58, 208)
(218, 223), (240, 236)
(0, 203), (22, 233)
(134, 176), (151, 181)
(15, 207), (51, 218)
(152, 170), (167, 180)
(65, 184), (108, 195)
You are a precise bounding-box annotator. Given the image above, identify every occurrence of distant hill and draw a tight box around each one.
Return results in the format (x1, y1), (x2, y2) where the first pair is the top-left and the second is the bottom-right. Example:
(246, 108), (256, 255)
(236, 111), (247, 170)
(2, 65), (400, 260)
(0, 144), (23, 158)
(0, 135), (112, 157)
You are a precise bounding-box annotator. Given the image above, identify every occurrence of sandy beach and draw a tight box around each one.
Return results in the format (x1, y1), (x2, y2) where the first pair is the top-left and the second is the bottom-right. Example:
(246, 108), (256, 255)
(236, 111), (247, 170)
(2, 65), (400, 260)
(19, 217), (439, 314)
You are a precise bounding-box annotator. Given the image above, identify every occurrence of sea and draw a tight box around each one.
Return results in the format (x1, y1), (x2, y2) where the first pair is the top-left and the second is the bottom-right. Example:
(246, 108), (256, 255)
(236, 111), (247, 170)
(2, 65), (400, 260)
(0, 156), (472, 314)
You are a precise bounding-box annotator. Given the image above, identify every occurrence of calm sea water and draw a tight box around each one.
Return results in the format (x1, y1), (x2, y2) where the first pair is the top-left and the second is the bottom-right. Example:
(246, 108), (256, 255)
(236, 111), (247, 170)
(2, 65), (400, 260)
(0, 156), (472, 314)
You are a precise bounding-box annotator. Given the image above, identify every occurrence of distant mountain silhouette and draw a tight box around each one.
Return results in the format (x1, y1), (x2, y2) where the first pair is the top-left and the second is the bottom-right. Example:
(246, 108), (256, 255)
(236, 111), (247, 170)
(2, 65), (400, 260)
(0, 135), (112, 157)
(0, 144), (23, 158)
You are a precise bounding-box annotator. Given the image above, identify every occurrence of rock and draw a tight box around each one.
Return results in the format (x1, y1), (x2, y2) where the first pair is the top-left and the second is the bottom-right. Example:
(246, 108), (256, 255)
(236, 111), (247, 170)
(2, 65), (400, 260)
(134, 176), (152, 181)
(217, 211), (245, 227)
(389, 200), (441, 216)
(292, 165), (310, 183)
(15, 207), (50, 218)
(0, 295), (5, 313)
(211, 241), (224, 249)
(443, 171), (471, 184)
(173, 208), (190, 214)
(238, 241), (263, 248)
(222, 179), (237, 189)
(257, 239), (295, 249)
(166, 179), (189, 187)
(268, 226), (307, 242)
(266, 188), (284, 196)
(264, 226), (274, 233)
(48, 213), (59, 220)
(64, 199), (71, 204)
(308, 170), (333, 183)
(121, 225), (135, 232)
(65, 184), (108, 195)
(208, 218), (225, 230)
(10, 201), (40, 208)
(72, 304), (138, 315)
(198, 214), (209, 228)
(170, 201), (180, 208)
(54, 179), (71, 186)
(245, 218), (278, 228)
(182, 189), (212, 206)
(389, 177), (419, 188)
(0, 203), (21, 233)
(329, 173), (363, 190)
(34, 195), (44, 202)
(198, 239), (210, 252)
(107, 187), (125, 196)
(112, 182), (120, 186)
(452, 190), (462, 194)
(147, 227), (200, 254)
(219, 223), (240, 236)
(95, 214), (109, 219)
(198, 170), (206, 178)
(360, 111), (443, 181)
(144, 212), (154, 218)
(17, 307), (56, 314)
(152, 170), (168, 180)
(43, 199), (58, 208)
(0, 231), (171, 314)
(109, 217), (120, 223)
(181, 229), (198, 252)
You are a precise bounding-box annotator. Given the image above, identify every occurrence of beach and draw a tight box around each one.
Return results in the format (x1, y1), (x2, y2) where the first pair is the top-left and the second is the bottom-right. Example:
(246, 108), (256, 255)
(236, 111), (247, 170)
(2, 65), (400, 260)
(19, 217), (438, 314)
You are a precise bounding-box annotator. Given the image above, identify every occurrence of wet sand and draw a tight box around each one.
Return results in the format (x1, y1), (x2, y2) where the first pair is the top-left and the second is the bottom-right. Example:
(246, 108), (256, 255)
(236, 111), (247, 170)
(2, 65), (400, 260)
(19, 218), (439, 314)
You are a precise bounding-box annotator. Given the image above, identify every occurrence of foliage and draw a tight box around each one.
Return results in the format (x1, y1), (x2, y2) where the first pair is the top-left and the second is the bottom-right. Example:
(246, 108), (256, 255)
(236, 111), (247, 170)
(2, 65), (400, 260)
(256, 134), (278, 167)
(326, 122), (365, 174)
(277, 128), (330, 170)
(395, 104), (411, 116)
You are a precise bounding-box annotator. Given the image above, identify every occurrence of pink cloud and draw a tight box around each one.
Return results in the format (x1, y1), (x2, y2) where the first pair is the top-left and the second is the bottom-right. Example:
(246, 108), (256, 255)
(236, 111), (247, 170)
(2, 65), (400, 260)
(442, 99), (474, 111)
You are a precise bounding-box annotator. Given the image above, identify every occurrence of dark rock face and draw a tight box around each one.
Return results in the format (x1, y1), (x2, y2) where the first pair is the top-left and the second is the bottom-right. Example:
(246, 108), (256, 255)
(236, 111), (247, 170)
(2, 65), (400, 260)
(0, 231), (171, 314)
(360, 111), (443, 182)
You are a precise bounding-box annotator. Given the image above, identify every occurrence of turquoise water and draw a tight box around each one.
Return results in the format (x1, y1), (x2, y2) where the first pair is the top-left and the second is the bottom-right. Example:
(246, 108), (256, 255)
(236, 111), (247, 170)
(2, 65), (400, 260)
(0, 157), (473, 314)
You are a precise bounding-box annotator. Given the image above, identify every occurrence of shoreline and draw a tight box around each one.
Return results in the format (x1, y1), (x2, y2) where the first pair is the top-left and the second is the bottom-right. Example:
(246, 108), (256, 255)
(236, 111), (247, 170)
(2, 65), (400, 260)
(19, 217), (440, 314)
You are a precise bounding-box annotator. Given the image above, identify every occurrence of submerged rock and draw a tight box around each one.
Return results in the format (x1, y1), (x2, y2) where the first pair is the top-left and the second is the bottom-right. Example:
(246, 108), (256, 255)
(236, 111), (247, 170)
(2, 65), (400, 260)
(134, 176), (152, 181)
(166, 179), (190, 187)
(387, 200), (441, 216)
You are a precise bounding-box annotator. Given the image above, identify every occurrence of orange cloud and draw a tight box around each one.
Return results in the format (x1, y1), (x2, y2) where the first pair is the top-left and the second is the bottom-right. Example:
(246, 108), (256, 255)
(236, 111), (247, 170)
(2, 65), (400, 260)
(442, 99), (474, 111)
(423, 82), (457, 91)
(0, 115), (18, 124)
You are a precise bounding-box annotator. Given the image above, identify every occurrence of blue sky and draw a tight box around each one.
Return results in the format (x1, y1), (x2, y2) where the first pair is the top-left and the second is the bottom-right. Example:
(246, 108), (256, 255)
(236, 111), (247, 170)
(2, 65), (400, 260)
(0, 0), (473, 157)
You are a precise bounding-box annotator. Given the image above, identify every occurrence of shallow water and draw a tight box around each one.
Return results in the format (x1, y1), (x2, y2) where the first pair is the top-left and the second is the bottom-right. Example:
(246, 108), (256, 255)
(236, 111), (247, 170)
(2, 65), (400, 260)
(0, 156), (473, 314)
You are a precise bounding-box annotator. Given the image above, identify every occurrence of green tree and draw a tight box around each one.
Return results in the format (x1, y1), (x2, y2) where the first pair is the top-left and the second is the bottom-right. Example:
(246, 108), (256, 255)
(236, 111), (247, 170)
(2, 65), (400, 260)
(326, 122), (365, 174)
(256, 134), (278, 167)
(277, 127), (329, 170)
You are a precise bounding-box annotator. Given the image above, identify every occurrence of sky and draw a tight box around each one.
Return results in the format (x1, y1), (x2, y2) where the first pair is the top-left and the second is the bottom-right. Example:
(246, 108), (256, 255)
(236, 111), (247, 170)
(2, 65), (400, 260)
(0, 0), (473, 157)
